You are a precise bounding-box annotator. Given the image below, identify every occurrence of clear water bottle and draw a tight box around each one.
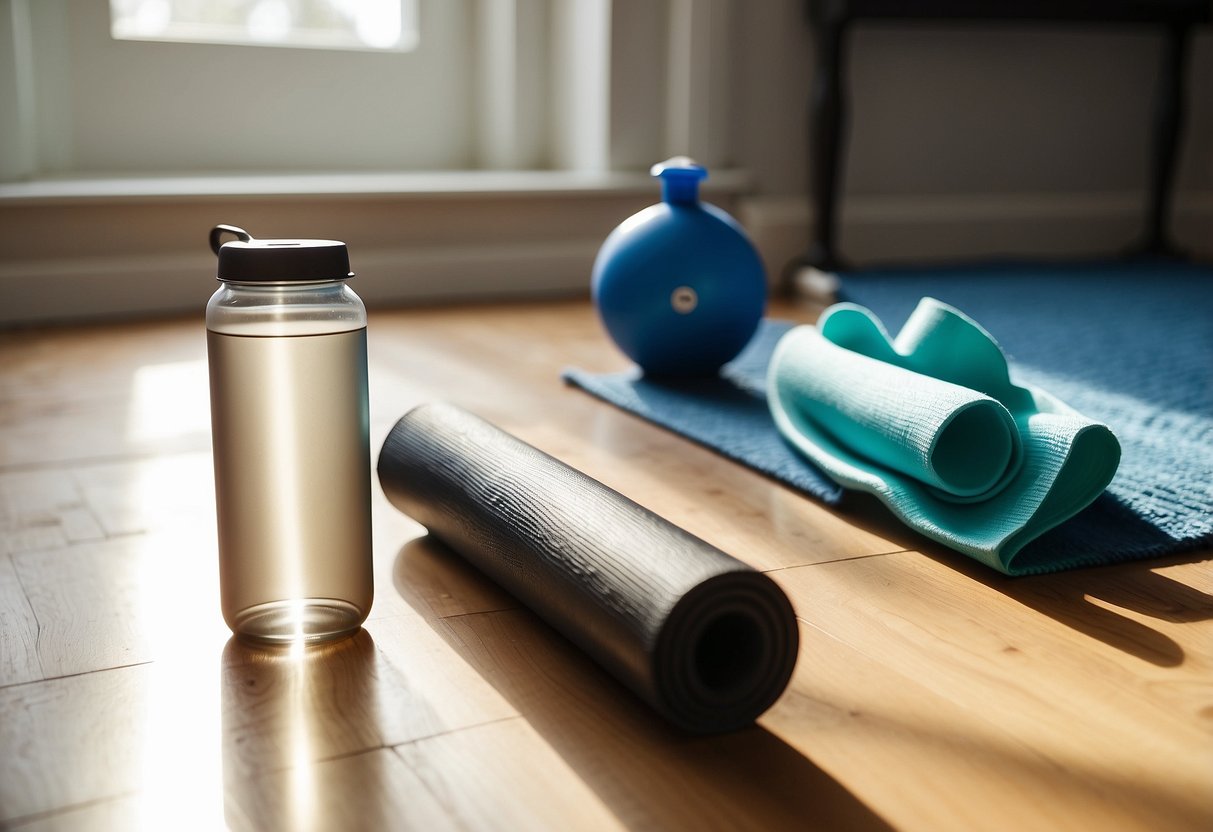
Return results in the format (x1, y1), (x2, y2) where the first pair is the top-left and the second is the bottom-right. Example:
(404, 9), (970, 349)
(206, 224), (373, 644)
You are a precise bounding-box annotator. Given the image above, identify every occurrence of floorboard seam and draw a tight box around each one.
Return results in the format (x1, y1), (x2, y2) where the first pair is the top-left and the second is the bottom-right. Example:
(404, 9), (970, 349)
(762, 549), (912, 575)
(0, 659), (154, 692)
(387, 714), (524, 751)
(8, 554), (47, 681)
(0, 447), (209, 475)
(437, 605), (522, 621)
(1, 788), (141, 828)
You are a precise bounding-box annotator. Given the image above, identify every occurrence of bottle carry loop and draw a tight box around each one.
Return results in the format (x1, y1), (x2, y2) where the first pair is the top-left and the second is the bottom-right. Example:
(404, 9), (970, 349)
(209, 224), (254, 255)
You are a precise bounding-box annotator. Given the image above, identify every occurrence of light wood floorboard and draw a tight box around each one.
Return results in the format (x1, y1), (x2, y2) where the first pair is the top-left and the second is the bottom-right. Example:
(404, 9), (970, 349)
(0, 298), (1208, 830)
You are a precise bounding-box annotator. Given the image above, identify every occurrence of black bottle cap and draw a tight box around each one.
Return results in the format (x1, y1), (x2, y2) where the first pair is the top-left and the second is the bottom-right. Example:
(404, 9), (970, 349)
(209, 224), (354, 283)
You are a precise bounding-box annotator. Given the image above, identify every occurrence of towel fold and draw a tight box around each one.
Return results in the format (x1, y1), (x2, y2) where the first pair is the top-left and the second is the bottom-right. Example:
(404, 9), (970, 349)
(768, 298), (1121, 575)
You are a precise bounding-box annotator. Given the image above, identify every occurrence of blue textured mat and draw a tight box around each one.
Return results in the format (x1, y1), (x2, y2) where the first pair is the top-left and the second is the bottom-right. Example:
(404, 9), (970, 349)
(563, 261), (1213, 571)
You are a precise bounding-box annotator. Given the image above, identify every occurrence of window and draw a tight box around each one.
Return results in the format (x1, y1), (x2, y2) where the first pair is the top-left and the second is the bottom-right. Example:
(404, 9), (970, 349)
(5, 0), (472, 177)
(3, 0), (732, 181)
(109, 0), (418, 53)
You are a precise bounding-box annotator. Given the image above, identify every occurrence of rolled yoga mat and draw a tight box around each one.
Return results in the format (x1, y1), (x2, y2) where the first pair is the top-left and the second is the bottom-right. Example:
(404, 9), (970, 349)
(766, 299), (1122, 574)
(377, 402), (799, 734)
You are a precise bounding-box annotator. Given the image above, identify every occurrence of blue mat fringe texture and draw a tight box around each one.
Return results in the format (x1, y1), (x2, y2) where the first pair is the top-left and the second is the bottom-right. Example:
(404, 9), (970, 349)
(563, 261), (1213, 573)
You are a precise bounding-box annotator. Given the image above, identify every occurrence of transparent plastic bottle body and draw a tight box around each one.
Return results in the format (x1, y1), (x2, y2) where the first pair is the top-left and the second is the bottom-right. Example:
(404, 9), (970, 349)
(206, 280), (373, 644)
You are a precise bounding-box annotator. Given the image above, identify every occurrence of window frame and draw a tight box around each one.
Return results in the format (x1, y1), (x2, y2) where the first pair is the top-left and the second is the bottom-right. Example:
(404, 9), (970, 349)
(0, 0), (746, 325)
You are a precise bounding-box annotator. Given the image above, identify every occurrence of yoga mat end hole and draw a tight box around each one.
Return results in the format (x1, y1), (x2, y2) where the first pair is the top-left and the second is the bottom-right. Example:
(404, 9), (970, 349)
(693, 612), (764, 696)
(933, 403), (1015, 494)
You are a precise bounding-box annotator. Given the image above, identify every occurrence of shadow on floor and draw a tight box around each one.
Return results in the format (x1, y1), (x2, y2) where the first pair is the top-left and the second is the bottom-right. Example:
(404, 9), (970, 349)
(392, 534), (894, 832)
(835, 492), (1212, 668)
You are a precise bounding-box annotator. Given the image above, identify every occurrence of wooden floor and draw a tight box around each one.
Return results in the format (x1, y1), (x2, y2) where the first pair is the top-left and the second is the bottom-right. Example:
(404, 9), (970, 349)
(1, 298), (1210, 831)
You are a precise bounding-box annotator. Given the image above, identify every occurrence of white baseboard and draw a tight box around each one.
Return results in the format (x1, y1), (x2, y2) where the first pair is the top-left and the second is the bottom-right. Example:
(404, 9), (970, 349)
(739, 190), (1213, 276)
(0, 239), (604, 327)
(3, 185), (1210, 326)
(0, 170), (752, 327)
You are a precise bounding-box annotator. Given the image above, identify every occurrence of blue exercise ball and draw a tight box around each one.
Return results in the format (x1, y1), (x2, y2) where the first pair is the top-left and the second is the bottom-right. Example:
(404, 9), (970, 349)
(591, 157), (767, 377)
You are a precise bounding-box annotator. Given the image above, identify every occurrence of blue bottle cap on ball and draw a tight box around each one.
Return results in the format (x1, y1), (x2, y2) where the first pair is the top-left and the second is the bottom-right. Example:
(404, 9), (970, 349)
(651, 157), (707, 204)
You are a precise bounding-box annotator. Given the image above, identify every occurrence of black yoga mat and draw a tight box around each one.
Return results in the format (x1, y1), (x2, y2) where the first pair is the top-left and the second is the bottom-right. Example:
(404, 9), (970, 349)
(377, 402), (799, 734)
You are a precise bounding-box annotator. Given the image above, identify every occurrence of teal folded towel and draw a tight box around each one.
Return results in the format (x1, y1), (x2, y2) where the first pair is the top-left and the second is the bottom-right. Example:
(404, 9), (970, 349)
(768, 298), (1122, 575)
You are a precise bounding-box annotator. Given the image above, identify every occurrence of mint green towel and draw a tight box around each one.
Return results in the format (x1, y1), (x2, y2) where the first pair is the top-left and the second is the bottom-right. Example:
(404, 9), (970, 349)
(767, 298), (1121, 575)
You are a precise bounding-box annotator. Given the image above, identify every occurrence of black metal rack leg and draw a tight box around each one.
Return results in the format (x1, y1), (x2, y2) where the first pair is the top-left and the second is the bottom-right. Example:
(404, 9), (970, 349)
(1136, 22), (1191, 258)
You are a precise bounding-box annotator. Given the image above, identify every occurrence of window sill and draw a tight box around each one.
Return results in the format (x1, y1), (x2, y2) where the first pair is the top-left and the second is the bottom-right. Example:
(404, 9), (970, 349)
(0, 168), (751, 205)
